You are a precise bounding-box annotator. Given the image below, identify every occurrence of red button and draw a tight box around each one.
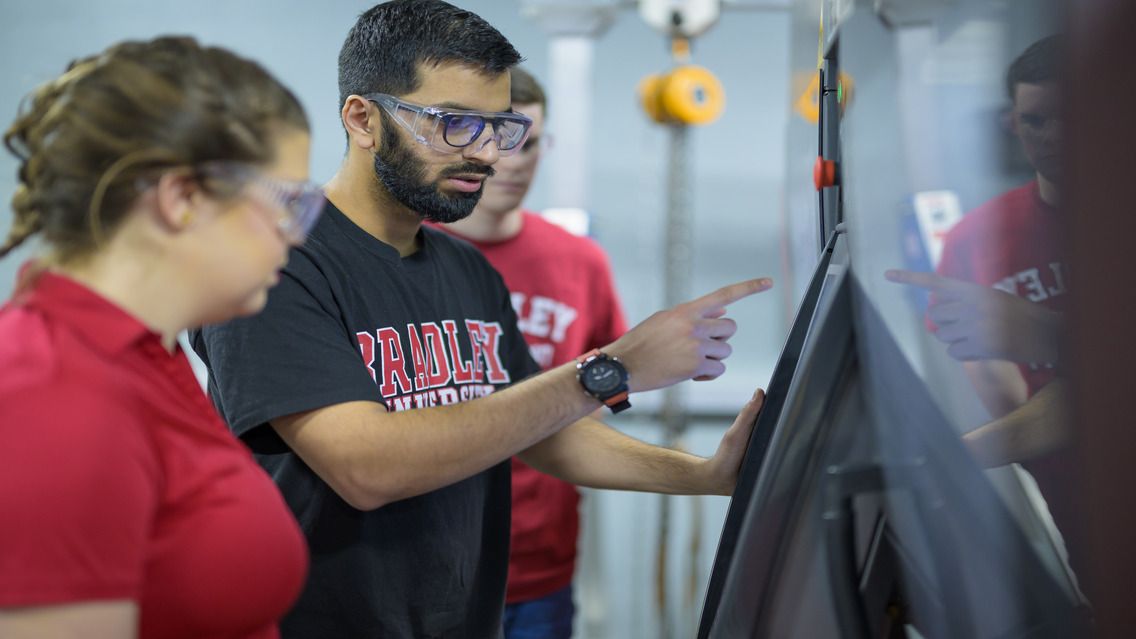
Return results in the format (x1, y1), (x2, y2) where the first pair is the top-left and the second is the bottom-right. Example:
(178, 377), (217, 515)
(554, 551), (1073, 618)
(814, 157), (837, 190)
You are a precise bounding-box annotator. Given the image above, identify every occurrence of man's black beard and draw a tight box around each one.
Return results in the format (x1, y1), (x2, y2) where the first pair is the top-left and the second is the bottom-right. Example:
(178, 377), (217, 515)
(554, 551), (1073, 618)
(372, 124), (495, 224)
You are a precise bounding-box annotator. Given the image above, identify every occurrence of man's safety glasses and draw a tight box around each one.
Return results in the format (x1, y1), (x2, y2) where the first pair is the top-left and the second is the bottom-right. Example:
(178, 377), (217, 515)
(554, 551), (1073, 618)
(198, 162), (326, 245)
(363, 93), (533, 157)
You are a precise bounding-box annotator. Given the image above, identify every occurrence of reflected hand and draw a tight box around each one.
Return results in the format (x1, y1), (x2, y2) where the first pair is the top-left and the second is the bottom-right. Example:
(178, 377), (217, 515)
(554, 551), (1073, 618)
(703, 388), (765, 495)
(886, 269), (1061, 363)
(605, 278), (774, 393)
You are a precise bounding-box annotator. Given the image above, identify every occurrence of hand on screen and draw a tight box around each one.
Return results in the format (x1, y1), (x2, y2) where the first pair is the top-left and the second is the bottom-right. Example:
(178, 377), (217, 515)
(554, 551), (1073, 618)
(704, 388), (766, 496)
(886, 269), (1061, 364)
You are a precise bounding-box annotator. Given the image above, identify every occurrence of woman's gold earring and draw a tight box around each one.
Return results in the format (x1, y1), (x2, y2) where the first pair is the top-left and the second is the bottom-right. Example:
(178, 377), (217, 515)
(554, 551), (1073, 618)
(181, 210), (195, 227)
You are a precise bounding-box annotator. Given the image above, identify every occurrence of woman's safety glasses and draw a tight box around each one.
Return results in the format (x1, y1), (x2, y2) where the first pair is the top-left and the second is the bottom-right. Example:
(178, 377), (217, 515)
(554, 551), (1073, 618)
(364, 93), (533, 157)
(198, 162), (326, 245)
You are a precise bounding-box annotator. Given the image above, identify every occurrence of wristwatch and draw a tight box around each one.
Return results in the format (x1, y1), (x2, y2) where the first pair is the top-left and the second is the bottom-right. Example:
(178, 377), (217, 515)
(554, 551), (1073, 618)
(576, 349), (631, 414)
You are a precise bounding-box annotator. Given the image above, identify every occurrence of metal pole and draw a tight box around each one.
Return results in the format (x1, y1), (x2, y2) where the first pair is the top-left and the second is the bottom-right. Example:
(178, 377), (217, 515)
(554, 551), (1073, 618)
(657, 122), (693, 639)
(662, 123), (692, 442)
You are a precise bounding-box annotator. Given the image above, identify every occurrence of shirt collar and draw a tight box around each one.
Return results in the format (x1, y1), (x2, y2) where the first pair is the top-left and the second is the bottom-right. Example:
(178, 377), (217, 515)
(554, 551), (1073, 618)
(17, 266), (159, 355)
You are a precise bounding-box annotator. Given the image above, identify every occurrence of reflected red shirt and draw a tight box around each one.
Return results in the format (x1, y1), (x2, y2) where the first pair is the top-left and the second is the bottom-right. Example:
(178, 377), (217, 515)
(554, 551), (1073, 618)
(0, 270), (307, 638)
(935, 181), (1080, 565)
(935, 180), (1066, 394)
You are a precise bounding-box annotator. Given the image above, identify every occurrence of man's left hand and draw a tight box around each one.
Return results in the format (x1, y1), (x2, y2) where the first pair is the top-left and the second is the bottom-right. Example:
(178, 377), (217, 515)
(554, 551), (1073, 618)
(702, 388), (765, 495)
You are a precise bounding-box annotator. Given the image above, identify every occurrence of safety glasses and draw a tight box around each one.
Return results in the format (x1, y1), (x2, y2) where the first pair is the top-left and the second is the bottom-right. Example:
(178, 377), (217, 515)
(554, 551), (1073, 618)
(363, 93), (533, 157)
(198, 162), (326, 244)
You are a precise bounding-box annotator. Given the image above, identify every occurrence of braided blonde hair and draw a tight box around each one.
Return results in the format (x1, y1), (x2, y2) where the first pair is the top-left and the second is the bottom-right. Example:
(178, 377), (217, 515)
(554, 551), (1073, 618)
(2, 36), (309, 261)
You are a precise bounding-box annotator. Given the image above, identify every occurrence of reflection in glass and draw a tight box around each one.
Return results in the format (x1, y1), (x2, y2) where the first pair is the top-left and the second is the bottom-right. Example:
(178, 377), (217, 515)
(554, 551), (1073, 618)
(699, 0), (1088, 636)
(879, 33), (1080, 584)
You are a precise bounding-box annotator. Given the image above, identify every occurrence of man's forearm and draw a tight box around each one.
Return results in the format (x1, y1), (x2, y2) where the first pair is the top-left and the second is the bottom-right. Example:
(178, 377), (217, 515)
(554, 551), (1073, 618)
(962, 359), (1029, 419)
(274, 361), (602, 510)
(962, 380), (1070, 467)
(519, 417), (721, 495)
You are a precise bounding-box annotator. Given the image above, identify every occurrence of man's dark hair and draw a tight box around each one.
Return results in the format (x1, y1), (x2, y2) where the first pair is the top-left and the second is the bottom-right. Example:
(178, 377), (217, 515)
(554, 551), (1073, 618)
(1006, 35), (1062, 99)
(338, 0), (522, 108)
(509, 66), (546, 111)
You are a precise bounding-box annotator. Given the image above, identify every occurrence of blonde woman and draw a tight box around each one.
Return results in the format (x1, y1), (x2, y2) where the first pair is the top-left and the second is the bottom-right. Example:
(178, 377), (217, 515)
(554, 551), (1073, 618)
(0, 36), (324, 638)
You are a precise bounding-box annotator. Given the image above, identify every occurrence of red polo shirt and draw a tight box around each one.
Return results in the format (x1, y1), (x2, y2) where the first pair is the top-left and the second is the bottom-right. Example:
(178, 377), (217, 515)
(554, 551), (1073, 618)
(0, 270), (307, 639)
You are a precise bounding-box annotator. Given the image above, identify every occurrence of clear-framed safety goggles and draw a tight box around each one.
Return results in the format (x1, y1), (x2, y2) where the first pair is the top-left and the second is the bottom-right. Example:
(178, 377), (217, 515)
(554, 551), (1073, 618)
(197, 162), (326, 245)
(364, 93), (533, 157)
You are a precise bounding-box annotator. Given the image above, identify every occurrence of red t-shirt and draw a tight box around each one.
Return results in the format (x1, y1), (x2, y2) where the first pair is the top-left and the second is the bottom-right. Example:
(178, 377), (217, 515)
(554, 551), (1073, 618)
(934, 181), (1079, 561)
(0, 270), (308, 638)
(935, 180), (1067, 395)
(438, 212), (627, 603)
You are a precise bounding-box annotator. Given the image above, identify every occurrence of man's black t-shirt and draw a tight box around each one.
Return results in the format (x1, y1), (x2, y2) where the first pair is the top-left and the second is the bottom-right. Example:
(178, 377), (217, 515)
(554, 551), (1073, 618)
(191, 203), (541, 638)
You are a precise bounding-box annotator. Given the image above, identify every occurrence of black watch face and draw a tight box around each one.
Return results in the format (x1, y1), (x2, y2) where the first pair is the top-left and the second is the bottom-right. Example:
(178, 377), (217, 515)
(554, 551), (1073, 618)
(583, 361), (625, 394)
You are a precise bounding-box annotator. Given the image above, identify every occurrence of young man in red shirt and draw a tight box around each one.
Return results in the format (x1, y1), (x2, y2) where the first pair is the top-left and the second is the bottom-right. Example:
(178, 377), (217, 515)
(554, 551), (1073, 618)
(891, 36), (1066, 457)
(439, 67), (625, 638)
(933, 34), (1081, 572)
(934, 36), (1065, 419)
(891, 36), (1078, 573)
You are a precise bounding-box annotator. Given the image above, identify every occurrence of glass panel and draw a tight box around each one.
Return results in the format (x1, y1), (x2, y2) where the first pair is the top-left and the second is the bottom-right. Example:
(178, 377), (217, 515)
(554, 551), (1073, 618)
(702, 0), (1087, 636)
(838, 0), (1084, 625)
